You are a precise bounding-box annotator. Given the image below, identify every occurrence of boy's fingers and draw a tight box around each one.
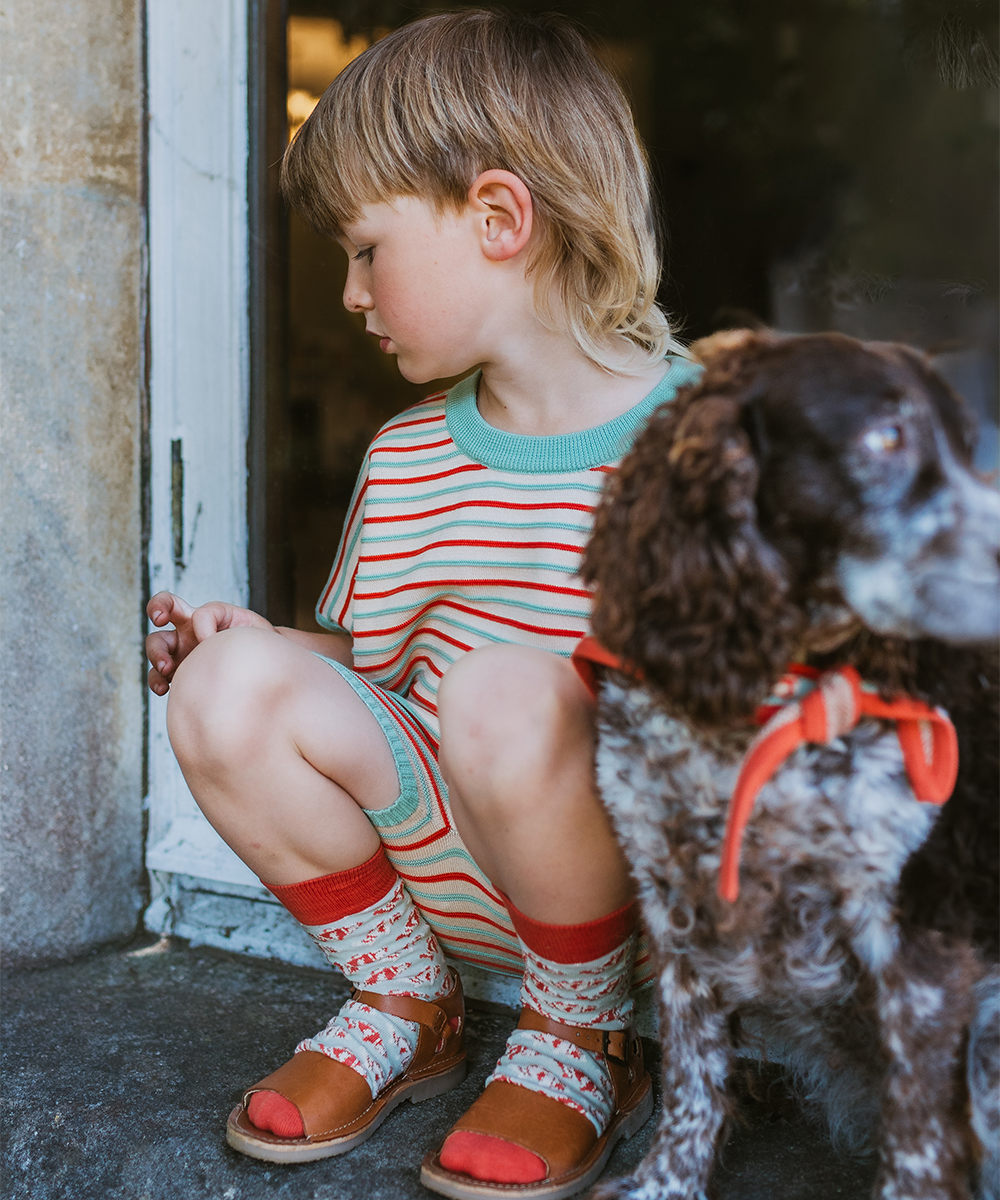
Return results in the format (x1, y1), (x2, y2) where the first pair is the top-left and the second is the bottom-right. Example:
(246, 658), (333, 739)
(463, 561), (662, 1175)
(145, 629), (178, 676)
(147, 591), (193, 626)
(147, 665), (170, 695)
(147, 591), (168, 620)
(191, 602), (229, 643)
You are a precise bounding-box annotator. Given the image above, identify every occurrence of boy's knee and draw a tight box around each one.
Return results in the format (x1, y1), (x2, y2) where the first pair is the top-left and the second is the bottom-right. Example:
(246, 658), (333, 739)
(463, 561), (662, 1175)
(441, 643), (581, 729)
(439, 644), (592, 801)
(166, 627), (289, 766)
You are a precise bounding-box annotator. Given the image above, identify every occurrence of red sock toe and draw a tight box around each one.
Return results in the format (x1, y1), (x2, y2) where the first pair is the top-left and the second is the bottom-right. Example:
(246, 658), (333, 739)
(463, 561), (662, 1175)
(247, 1089), (305, 1139)
(439, 1131), (547, 1184)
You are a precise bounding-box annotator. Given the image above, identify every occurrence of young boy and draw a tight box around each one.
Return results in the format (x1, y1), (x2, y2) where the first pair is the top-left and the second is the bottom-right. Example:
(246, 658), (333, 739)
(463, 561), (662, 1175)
(145, 11), (699, 1198)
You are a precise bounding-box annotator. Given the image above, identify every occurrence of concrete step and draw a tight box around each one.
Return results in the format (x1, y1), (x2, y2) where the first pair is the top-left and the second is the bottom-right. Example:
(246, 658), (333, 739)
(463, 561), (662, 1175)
(1, 936), (876, 1200)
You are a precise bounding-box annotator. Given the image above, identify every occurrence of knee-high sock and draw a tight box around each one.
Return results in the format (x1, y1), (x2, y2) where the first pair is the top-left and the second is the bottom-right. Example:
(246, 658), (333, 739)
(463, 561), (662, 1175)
(249, 846), (451, 1137)
(439, 896), (637, 1184)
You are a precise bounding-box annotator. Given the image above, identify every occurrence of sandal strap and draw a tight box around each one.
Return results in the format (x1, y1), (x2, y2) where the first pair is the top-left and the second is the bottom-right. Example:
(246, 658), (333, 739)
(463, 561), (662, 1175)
(517, 1007), (633, 1063)
(518, 1007), (646, 1111)
(351, 988), (450, 1036)
(351, 968), (465, 1072)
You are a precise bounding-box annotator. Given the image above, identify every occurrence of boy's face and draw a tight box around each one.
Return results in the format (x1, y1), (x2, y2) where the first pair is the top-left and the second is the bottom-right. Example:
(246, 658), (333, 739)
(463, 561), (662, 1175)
(337, 195), (498, 385)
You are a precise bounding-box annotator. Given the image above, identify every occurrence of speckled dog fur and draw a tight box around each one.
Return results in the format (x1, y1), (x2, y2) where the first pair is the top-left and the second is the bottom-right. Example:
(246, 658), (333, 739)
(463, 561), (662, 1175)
(581, 331), (1000, 1200)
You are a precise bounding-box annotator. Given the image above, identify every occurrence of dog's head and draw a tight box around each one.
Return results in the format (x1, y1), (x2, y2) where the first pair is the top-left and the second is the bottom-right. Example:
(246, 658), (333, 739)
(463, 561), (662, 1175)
(583, 329), (1000, 724)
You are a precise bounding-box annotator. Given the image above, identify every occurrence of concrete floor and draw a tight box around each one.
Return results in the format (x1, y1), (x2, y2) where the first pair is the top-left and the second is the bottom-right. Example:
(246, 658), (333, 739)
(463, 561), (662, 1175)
(1, 935), (876, 1200)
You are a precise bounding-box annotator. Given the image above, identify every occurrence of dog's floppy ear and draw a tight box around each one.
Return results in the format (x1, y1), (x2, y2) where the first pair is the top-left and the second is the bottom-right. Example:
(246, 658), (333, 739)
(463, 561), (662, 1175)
(582, 331), (803, 725)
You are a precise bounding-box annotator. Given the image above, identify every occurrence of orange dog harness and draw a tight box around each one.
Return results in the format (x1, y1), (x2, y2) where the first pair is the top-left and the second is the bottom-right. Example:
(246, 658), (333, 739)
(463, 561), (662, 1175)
(570, 639), (959, 903)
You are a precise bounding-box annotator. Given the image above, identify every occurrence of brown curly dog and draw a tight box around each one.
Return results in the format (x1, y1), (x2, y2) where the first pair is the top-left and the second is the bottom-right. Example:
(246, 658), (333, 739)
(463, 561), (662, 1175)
(580, 330), (1000, 1200)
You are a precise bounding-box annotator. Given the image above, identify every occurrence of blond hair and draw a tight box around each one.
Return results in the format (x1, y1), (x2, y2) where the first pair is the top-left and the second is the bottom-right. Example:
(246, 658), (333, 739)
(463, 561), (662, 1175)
(281, 9), (681, 372)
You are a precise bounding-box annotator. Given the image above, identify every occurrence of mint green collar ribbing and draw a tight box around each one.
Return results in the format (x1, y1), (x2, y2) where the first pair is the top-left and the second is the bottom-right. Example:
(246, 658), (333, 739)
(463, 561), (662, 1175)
(445, 356), (702, 474)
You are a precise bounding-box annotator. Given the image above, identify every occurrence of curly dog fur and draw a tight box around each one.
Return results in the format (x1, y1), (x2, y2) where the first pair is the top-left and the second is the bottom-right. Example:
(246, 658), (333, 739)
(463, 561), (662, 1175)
(581, 330), (1000, 1200)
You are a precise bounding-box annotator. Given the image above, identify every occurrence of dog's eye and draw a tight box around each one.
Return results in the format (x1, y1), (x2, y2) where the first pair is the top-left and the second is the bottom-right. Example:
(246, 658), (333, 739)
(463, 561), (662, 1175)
(861, 424), (903, 455)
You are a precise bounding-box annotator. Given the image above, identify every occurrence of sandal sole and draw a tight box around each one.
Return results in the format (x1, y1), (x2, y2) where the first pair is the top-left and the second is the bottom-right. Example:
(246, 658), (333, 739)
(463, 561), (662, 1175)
(226, 1056), (467, 1164)
(419, 1076), (653, 1200)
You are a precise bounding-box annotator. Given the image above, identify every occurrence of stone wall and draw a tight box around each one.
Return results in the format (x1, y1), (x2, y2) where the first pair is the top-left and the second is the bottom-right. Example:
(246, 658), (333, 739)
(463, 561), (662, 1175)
(0, 0), (146, 965)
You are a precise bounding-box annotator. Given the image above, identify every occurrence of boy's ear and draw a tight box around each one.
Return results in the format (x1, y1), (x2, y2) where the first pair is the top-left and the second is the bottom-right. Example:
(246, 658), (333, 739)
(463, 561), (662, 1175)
(468, 170), (533, 262)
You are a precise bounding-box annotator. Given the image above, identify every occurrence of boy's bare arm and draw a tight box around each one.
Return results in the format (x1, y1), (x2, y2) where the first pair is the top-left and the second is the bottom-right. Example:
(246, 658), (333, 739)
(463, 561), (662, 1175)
(145, 590), (352, 694)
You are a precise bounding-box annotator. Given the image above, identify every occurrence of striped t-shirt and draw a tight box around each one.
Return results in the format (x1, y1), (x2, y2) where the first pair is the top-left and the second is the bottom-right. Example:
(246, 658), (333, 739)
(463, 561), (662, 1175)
(316, 358), (700, 738)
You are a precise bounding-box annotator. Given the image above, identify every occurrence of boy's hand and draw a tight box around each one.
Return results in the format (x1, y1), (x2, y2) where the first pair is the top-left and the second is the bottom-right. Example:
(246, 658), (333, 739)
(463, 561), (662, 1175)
(145, 591), (274, 695)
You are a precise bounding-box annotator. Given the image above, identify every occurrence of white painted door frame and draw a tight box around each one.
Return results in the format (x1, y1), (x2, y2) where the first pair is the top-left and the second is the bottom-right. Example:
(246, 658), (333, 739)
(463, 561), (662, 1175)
(144, 0), (281, 926)
(142, 1), (385, 973)
(139, 3), (524, 1004)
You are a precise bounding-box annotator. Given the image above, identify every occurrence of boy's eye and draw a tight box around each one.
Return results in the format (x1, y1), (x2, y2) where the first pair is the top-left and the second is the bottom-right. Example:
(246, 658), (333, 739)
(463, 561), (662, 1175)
(353, 246), (374, 264)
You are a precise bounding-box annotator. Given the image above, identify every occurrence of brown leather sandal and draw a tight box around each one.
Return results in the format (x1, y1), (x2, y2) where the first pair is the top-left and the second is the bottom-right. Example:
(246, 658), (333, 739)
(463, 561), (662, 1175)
(420, 1007), (652, 1199)
(226, 968), (467, 1163)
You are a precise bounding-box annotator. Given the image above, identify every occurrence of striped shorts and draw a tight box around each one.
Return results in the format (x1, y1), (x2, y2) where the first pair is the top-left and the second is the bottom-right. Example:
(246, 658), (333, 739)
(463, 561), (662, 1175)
(319, 655), (653, 987)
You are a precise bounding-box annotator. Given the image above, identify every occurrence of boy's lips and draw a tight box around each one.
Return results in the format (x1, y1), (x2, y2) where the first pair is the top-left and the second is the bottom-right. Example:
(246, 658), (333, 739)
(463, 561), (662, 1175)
(368, 330), (392, 353)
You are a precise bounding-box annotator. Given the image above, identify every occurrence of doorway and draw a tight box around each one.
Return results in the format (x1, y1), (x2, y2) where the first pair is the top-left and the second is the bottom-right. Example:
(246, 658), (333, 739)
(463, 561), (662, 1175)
(144, 0), (996, 976)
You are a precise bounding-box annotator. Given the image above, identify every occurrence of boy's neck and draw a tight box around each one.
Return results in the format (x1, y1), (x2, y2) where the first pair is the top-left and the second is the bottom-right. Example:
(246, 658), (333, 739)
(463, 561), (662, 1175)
(474, 330), (670, 438)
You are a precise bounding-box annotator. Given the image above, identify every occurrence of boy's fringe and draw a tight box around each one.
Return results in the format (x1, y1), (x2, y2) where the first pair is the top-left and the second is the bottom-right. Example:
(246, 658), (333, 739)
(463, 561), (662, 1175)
(281, 9), (684, 373)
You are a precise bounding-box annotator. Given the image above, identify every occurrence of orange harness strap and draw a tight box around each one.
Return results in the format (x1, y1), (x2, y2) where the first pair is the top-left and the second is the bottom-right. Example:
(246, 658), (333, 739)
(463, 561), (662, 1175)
(717, 665), (958, 901)
(571, 635), (632, 700)
(569, 640), (959, 905)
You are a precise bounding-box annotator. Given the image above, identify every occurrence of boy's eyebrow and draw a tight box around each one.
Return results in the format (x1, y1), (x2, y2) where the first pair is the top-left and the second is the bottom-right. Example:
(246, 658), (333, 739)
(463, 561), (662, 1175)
(339, 217), (373, 243)
(334, 233), (360, 257)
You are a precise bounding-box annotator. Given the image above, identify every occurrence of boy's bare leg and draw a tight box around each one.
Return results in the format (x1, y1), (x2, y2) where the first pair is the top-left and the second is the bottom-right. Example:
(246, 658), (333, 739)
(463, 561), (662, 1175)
(165, 625), (463, 1151)
(430, 645), (642, 1190)
(438, 643), (633, 920)
(165, 625), (397, 881)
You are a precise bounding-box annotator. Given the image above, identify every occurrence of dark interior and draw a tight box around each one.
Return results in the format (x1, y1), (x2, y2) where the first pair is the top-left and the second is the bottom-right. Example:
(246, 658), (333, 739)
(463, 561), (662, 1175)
(256, 0), (998, 629)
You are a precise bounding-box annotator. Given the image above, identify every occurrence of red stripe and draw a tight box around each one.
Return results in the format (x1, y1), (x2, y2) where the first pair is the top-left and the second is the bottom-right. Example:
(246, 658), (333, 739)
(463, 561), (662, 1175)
(318, 475), (370, 613)
(432, 944), (522, 974)
(416, 904), (517, 938)
(364, 674), (441, 755)
(407, 654), (445, 679)
(433, 932), (519, 953)
(382, 655), (446, 699)
(366, 499), (596, 524)
(368, 463), (486, 486)
(398, 869), (505, 904)
(358, 577), (591, 602)
(356, 679), (450, 825)
(405, 681), (438, 713)
(376, 682), (441, 757)
(391, 828), (458, 853)
(372, 437), (454, 454)
(384, 411), (447, 432)
(387, 673), (439, 715)
(391, 716), (445, 808)
(386, 721), (448, 827)
(391, 827), (450, 854)
(355, 607), (587, 678)
(357, 614), (585, 679)
(334, 572), (358, 630)
(358, 626), (474, 676)
(359, 537), (583, 564)
(351, 671), (442, 765)
(354, 596), (585, 642)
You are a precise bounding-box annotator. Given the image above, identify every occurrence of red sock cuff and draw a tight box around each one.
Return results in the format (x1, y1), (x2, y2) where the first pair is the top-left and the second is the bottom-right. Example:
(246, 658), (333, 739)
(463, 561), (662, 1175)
(502, 894), (638, 964)
(264, 846), (398, 926)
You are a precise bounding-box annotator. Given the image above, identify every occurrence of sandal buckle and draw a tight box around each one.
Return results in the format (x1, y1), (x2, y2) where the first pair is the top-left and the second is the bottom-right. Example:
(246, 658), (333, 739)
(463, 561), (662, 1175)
(604, 1029), (629, 1065)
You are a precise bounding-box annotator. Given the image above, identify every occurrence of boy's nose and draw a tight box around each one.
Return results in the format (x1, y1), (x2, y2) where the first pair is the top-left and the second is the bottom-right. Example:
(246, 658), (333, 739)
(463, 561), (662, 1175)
(343, 273), (373, 313)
